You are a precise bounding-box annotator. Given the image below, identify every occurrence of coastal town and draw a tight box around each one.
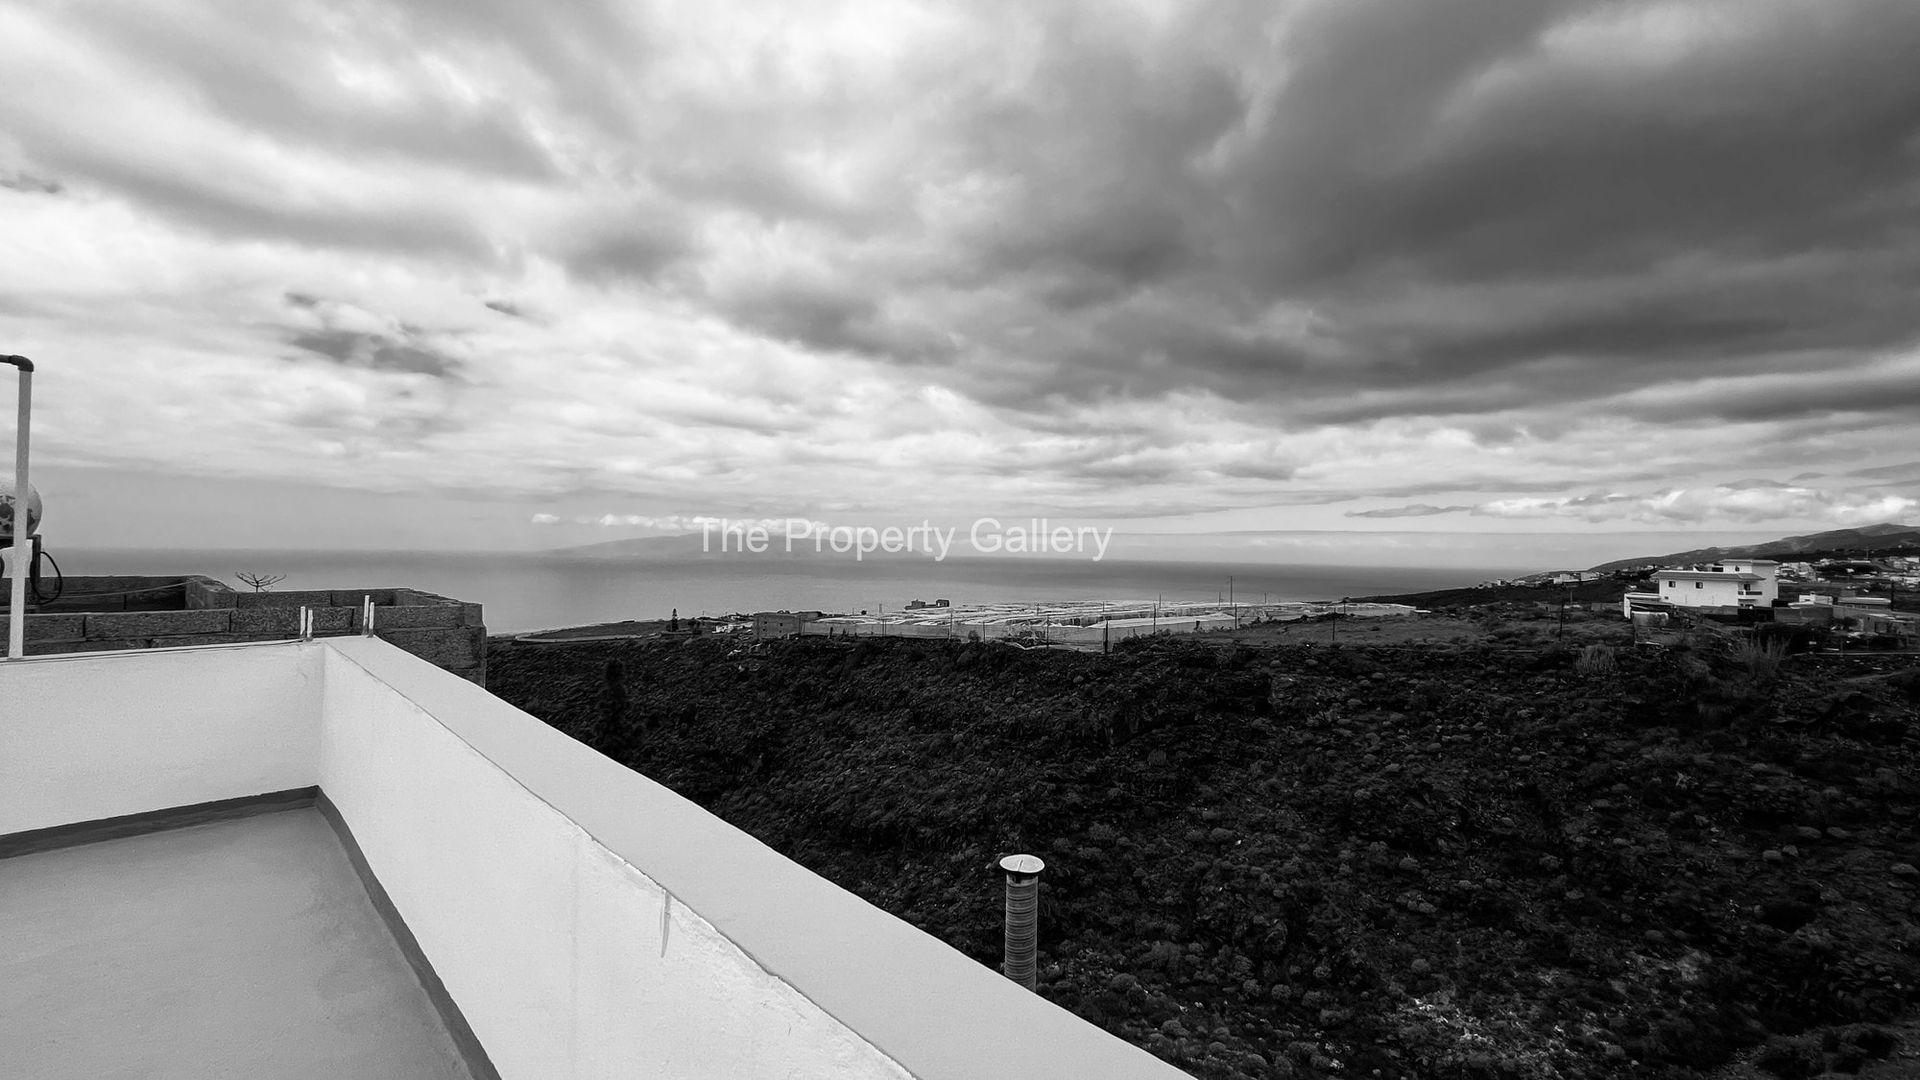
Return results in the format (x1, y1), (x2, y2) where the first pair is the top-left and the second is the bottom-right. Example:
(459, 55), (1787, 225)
(712, 549), (1920, 651)
(496, 539), (1920, 655)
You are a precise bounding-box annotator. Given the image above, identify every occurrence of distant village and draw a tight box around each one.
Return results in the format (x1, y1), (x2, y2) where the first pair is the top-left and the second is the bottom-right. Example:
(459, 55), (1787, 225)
(652, 553), (1920, 651)
(1484, 554), (1920, 648)
(1478, 554), (1920, 592)
(688, 597), (1417, 647)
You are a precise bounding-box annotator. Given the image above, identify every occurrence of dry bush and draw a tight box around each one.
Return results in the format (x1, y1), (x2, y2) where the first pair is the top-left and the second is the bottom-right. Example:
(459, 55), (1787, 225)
(1574, 643), (1616, 677)
(1732, 635), (1788, 682)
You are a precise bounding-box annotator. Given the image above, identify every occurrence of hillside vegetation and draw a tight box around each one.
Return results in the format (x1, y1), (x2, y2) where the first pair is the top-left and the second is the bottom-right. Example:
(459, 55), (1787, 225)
(489, 629), (1920, 1079)
(1588, 523), (1920, 574)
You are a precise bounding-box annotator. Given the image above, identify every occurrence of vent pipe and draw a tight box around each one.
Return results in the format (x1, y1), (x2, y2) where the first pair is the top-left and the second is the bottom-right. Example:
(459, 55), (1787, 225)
(3, 355), (32, 660)
(998, 853), (1045, 991)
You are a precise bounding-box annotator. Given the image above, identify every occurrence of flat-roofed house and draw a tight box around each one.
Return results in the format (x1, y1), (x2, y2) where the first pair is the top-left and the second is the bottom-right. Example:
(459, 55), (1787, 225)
(751, 610), (822, 638)
(1651, 559), (1780, 610)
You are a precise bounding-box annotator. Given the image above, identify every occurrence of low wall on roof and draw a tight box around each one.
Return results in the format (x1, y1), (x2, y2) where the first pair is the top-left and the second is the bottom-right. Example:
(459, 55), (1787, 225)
(320, 637), (1196, 1080)
(0, 644), (323, 836)
(318, 642), (918, 1080)
(0, 577), (486, 682)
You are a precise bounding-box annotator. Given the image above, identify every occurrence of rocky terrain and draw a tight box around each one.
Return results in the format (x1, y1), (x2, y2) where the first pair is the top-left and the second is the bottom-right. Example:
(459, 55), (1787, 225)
(488, 621), (1920, 1079)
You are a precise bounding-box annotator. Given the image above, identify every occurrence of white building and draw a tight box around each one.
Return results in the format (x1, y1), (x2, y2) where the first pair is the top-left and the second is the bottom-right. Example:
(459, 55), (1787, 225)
(1650, 559), (1779, 610)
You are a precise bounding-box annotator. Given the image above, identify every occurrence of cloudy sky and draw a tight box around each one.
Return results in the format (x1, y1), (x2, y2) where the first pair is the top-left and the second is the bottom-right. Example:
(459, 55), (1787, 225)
(3, 0), (1919, 557)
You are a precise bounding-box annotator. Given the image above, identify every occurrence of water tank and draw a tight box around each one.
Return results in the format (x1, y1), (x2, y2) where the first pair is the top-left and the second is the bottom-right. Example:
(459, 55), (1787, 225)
(0, 479), (42, 539)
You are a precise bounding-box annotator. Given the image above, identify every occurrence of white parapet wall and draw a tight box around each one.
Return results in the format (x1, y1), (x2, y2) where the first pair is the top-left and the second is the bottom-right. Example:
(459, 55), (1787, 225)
(0, 643), (323, 836)
(317, 641), (916, 1080)
(316, 637), (1197, 1080)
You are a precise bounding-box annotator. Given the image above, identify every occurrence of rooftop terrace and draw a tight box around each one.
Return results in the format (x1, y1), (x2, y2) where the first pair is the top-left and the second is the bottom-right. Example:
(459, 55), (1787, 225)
(2, 808), (477, 1080)
(0, 636), (1194, 1079)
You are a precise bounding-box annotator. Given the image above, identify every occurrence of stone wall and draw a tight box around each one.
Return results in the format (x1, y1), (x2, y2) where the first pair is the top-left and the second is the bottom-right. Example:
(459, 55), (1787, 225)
(1, 577), (486, 683)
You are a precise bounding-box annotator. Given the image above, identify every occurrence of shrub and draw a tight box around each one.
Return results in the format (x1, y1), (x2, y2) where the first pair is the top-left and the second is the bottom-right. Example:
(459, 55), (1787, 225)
(1574, 644), (1616, 677)
(1732, 636), (1788, 682)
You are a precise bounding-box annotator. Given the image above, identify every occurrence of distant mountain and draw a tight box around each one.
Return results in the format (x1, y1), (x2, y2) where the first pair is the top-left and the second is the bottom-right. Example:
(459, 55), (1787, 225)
(549, 533), (720, 559)
(549, 533), (835, 560)
(1588, 522), (1920, 572)
(548, 532), (929, 561)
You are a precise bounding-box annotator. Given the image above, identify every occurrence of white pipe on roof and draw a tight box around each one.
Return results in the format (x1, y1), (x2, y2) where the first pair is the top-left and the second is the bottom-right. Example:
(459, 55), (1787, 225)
(4, 356), (32, 660)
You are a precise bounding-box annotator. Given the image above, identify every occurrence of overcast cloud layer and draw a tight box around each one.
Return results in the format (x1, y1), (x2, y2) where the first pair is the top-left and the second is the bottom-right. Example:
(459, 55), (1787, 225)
(3, 0), (1918, 546)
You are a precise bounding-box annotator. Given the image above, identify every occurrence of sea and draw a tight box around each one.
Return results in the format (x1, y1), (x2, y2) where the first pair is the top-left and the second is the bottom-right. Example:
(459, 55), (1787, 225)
(52, 548), (1517, 635)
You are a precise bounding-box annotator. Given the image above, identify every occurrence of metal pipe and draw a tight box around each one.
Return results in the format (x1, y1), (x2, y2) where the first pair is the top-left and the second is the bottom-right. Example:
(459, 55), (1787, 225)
(998, 853), (1045, 991)
(4, 356), (33, 660)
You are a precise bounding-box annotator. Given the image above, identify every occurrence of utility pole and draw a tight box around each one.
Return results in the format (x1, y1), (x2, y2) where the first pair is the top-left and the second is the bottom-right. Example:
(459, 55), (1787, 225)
(1229, 576), (1236, 629)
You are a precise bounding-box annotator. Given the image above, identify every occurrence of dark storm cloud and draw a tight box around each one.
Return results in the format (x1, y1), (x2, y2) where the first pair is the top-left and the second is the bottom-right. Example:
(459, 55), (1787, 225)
(290, 329), (462, 378)
(560, 217), (698, 283)
(0, 172), (62, 194)
(57, 146), (494, 260)
(1209, 0), (1920, 289)
(1847, 462), (1920, 481)
(916, 0), (1920, 428)
(12, 0), (1920, 523)
(938, 9), (1245, 291)
(725, 282), (882, 356)
(717, 277), (961, 365)
(1620, 367), (1920, 424)
(25, 0), (1920, 426)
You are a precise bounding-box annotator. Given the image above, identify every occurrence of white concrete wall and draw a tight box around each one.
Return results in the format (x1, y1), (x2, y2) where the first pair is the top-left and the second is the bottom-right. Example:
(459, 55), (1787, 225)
(1720, 562), (1780, 603)
(318, 637), (1196, 1080)
(0, 643), (322, 835)
(315, 643), (917, 1080)
(1659, 577), (1747, 607)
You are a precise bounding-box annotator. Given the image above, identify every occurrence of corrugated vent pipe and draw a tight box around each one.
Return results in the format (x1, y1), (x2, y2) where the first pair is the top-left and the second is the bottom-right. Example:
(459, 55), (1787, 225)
(999, 853), (1045, 991)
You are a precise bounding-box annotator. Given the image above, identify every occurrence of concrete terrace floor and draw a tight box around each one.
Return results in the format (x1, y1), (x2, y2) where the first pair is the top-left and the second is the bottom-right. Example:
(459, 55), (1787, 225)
(0, 808), (476, 1080)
